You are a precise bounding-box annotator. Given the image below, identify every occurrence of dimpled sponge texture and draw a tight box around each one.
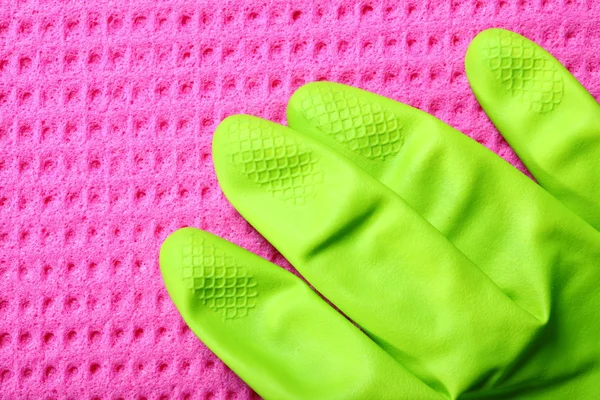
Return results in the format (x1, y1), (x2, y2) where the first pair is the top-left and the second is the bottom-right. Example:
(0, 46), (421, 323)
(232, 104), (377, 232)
(0, 1), (599, 399)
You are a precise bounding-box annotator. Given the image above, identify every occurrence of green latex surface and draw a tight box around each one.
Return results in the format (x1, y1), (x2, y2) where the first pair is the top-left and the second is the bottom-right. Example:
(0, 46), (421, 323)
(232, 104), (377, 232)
(160, 29), (600, 399)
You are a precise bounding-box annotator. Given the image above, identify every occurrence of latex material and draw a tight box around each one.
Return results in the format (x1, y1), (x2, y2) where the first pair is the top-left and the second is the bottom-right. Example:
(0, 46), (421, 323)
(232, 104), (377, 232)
(160, 29), (600, 399)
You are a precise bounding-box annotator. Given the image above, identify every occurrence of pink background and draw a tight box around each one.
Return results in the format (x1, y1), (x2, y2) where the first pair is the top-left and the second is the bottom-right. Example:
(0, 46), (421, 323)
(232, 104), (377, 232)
(1, 0), (599, 399)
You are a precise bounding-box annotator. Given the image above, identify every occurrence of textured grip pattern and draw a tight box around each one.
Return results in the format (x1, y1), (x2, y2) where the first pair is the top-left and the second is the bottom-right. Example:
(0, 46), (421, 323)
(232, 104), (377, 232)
(299, 85), (404, 159)
(182, 232), (257, 320)
(486, 30), (564, 113)
(227, 118), (323, 205)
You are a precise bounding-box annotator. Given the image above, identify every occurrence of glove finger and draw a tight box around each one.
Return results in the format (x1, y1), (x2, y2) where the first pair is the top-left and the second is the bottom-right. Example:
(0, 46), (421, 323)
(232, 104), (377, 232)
(213, 115), (543, 397)
(466, 28), (600, 230)
(159, 227), (435, 400)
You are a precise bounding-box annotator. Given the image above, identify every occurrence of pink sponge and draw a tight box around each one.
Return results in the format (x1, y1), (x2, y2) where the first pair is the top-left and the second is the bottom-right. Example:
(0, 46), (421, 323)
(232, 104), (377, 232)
(0, 0), (599, 398)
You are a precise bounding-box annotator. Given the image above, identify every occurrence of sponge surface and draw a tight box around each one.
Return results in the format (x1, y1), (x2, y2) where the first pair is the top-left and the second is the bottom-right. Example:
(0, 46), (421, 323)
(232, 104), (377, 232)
(0, 0), (599, 398)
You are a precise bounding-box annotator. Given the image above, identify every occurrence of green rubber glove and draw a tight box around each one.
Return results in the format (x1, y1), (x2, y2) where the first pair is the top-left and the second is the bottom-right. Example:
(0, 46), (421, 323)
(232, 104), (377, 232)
(159, 28), (600, 399)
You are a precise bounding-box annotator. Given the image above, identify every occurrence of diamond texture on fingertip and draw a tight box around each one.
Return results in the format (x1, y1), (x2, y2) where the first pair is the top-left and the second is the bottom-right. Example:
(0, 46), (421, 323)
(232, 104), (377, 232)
(226, 118), (323, 205)
(486, 30), (564, 113)
(298, 85), (404, 160)
(182, 232), (257, 320)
